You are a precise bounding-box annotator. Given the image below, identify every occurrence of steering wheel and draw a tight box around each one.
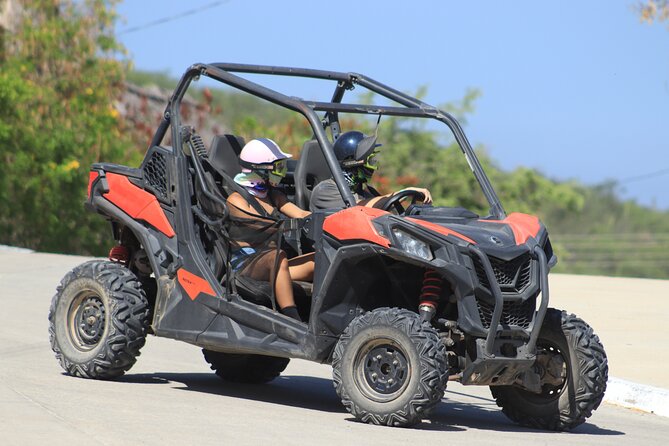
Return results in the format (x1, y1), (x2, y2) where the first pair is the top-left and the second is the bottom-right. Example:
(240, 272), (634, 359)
(381, 189), (426, 215)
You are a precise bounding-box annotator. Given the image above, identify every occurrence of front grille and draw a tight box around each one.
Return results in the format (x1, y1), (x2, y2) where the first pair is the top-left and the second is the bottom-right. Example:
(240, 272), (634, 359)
(477, 298), (536, 329)
(143, 151), (168, 201)
(474, 254), (532, 293)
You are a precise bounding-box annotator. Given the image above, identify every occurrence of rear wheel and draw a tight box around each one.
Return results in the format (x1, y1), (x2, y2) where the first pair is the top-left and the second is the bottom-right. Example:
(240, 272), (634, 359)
(48, 260), (150, 379)
(332, 308), (448, 427)
(202, 350), (290, 383)
(491, 308), (608, 431)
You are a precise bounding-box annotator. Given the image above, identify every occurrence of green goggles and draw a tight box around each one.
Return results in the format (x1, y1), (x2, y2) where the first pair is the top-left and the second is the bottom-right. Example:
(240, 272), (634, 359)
(363, 151), (380, 171)
(269, 160), (287, 186)
(341, 151), (380, 171)
(271, 159), (287, 177)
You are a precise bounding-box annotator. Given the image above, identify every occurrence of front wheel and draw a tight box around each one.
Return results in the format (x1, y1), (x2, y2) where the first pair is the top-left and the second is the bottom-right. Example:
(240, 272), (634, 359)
(332, 308), (449, 427)
(48, 260), (150, 379)
(491, 308), (608, 431)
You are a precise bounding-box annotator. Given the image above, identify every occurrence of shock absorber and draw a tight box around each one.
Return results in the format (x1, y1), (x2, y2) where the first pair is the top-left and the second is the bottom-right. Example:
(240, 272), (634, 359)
(419, 269), (442, 321)
(190, 132), (208, 158)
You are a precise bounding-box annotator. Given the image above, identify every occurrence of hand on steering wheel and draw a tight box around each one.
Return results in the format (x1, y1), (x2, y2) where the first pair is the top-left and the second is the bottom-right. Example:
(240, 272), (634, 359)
(381, 189), (427, 214)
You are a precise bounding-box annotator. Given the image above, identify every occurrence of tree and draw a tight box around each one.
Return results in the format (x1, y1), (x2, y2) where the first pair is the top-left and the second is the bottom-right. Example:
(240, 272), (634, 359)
(638, 0), (669, 24)
(354, 90), (585, 219)
(0, 0), (140, 254)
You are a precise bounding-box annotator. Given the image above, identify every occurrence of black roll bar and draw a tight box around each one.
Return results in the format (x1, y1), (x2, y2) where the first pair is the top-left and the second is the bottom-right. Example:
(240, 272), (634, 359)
(151, 62), (506, 217)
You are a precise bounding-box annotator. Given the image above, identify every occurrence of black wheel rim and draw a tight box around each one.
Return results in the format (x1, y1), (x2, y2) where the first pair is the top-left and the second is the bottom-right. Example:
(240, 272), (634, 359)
(68, 290), (106, 351)
(354, 338), (411, 402)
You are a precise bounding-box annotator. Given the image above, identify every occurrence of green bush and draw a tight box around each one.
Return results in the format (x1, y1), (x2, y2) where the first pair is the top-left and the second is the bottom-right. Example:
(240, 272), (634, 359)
(0, 0), (141, 254)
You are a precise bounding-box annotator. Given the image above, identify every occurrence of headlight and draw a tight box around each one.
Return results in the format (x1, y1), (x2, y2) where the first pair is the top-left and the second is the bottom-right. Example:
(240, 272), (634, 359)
(392, 229), (433, 261)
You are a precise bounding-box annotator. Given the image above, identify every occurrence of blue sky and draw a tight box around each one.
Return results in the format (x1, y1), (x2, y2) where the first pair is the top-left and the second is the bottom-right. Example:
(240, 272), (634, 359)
(115, 0), (669, 209)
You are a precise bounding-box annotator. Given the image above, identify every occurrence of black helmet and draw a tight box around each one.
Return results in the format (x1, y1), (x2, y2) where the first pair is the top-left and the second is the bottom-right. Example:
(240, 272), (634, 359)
(333, 131), (381, 169)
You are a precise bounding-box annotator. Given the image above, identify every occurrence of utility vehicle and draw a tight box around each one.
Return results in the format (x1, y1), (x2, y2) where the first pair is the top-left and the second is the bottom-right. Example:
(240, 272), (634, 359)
(49, 63), (608, 429)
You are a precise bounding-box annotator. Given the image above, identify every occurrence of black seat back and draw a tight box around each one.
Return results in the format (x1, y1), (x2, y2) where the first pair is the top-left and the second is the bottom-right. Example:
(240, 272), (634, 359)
(293, 139), (333, 209)
(208, 134), (246, 178)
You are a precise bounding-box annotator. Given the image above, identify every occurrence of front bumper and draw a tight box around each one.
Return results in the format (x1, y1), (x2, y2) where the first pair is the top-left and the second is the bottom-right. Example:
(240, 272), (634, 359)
(459, 245), (550, 386)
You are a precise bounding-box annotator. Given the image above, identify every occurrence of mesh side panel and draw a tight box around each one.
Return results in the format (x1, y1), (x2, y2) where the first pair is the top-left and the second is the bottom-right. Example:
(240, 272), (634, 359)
(490, 256), (519, 286)
(516, 259), (532, 291)
(477, 298), (536, 329)
(143, 151), (168, 201)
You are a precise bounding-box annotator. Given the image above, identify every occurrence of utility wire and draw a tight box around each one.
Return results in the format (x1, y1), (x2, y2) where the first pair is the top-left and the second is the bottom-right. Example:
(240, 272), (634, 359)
(617, 167), (669, 184)
(555, 233), (669, 238)
(118, 1), (229, 35)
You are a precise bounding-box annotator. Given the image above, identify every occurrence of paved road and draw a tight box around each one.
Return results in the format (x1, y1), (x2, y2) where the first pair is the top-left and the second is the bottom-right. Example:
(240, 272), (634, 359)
(2, 251), (669, 445)
(549, 273), (669, 389)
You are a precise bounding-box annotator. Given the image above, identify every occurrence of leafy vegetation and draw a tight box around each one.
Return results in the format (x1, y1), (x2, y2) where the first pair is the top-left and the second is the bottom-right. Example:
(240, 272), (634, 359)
(543, 183), (669, 278)
(638, 0), (669, 25)
(0, 0), (145, 254)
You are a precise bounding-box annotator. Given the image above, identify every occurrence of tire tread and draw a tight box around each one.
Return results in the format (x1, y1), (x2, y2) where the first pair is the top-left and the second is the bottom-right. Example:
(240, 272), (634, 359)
(491, 308), (608, 431)
(48, 260), (149, 379)
(332, 307), (448, 427)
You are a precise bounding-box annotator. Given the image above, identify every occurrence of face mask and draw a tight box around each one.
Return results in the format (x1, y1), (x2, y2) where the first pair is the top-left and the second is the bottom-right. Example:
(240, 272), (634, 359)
(269, 173), (283, 187)
(360, 167), (375, 183)
(234, 171), (269, 198)
(246, 185), (267, 199)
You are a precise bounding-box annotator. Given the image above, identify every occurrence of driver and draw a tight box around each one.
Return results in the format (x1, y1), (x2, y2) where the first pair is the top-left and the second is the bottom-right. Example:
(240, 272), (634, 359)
(309, 131), (432, 211)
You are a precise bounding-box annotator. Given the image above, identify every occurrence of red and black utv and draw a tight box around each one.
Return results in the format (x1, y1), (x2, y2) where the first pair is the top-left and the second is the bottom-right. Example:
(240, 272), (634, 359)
(49, 63), (607, 429)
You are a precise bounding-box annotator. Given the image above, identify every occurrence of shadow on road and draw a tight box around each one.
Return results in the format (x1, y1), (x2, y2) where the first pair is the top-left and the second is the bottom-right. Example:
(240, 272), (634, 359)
(427, 399), (624, 435)
(119, 372), (345, 413)
(117, 372), (624, 436)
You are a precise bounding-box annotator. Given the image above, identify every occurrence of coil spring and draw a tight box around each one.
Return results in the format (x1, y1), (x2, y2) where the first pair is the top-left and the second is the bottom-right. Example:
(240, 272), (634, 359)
(420, 269), (442, 307)
(190, 133), (208, 158)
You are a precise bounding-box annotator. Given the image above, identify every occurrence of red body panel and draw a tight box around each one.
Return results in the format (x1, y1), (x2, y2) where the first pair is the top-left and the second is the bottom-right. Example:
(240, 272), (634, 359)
(103, 173), (175, 238)
(406, 218), (477, 244)
(323, 206), (391, 248)
(177, 268), (216, 301)
(486, 213), (541, 245)
(87, 171), (99, 199)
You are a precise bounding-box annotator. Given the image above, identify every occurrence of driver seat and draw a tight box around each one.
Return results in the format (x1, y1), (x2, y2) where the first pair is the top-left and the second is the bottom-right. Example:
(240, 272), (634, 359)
(293, 139), (332, 210)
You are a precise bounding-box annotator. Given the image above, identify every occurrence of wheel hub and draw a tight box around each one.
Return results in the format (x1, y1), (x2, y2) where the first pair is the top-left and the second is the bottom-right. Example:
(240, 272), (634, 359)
(69, 292), (106, 350)
(535, 344), (567, 395)
(355, 340), (411, 402)
(364, 346), (408, 394)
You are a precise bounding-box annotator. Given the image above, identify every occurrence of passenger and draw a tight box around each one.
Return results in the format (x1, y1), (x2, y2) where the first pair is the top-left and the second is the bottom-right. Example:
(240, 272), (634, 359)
(309, 131), (432, 211)
(226, 138), (314, 322)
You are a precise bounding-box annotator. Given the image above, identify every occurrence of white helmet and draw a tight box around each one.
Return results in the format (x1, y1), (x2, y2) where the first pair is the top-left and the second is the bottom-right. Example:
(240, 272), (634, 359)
(239, 138), (292, 172)
(238, 138), (292, 186)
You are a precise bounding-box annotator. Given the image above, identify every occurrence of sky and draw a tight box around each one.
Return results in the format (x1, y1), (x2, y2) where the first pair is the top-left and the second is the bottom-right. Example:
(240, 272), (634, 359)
(115, 0), (669, 209)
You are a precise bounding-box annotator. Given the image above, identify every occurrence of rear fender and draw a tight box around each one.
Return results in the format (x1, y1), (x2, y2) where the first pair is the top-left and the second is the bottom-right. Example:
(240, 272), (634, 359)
(87, 167), (178, 282)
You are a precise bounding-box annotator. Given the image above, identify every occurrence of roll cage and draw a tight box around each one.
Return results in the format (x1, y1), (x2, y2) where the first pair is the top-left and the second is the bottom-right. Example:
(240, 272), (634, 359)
(149, 62), (506, 219)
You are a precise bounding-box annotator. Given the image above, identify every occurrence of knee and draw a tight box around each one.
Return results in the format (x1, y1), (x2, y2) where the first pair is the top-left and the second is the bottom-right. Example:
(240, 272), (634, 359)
(278, 251), (289, 271)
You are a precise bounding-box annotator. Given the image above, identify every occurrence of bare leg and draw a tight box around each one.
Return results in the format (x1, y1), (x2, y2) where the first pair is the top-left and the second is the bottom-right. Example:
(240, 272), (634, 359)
(273, 252), (295, 309)
(241, 250), (295, 309)
(288, 252), (315, 282)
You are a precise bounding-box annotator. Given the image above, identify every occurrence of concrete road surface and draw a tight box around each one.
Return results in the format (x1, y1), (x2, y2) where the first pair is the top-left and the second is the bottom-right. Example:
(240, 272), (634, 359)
(2, 251), (669, 446)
